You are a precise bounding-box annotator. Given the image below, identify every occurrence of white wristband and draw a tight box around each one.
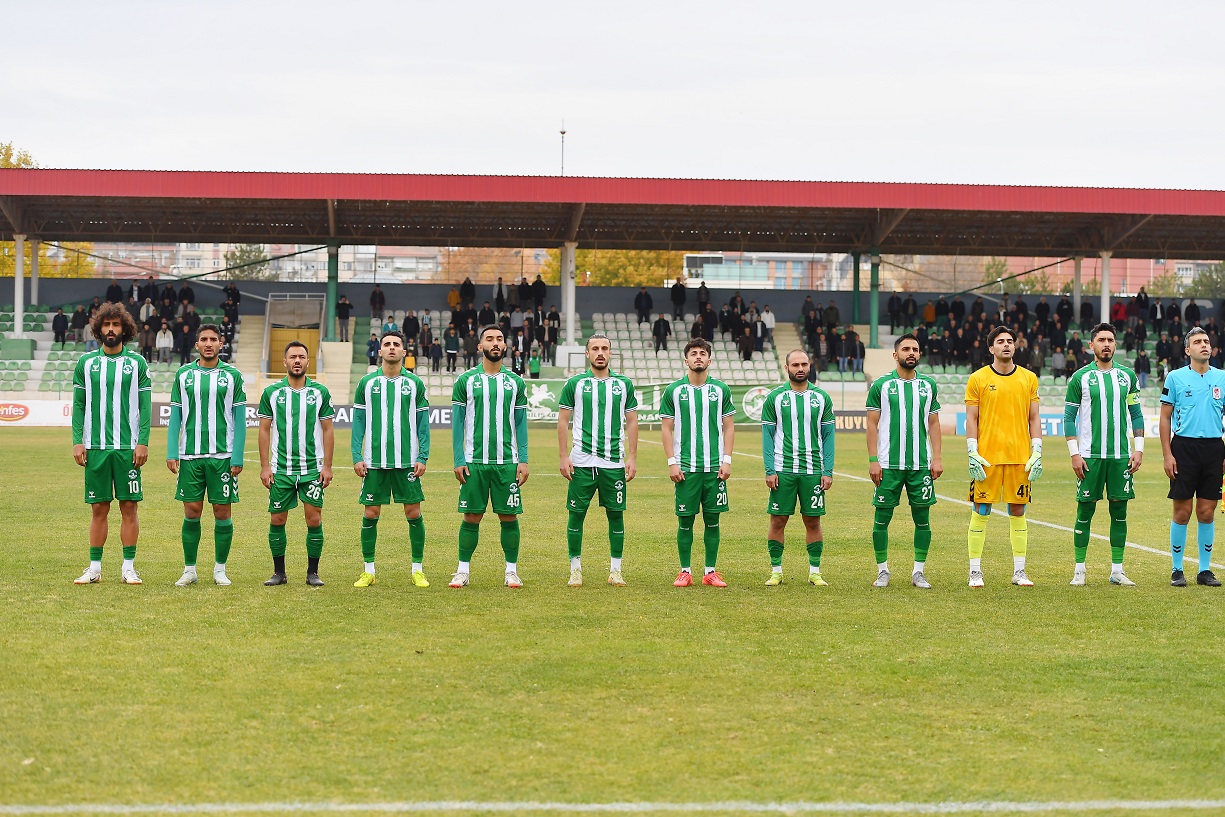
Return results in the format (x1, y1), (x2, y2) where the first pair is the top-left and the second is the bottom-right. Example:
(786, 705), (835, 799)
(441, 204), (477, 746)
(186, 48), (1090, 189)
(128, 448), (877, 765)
(967, 438), (978, 454)
(1134, 437), (1145, 453)
(667, 457), (678, 466)
(1031, 438), (1043, 452)
(1067, 439), (1080, 457)
(722, 455), (733, 464)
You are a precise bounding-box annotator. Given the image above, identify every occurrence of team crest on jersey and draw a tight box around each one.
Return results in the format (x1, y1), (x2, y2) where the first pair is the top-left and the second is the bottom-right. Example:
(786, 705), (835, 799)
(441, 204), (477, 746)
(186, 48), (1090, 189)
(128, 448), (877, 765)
(612, 383), (624, 396)
(306, 393), (317, 404)
(401, 382), (412, 394)
(128, 470), (138, 480)
(707, 390), (719, 401)
(918, 384), (930, 396)
(218, 374), (229, 387)
(123, 364), (133, 375)
(503, 380), (514, 390)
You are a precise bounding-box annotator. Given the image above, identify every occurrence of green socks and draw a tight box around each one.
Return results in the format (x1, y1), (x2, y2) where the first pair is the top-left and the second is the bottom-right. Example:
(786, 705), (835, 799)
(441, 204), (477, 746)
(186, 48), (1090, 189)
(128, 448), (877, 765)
(408, 515), (426, 564)
(702, 511), (720, 569)
(306, 525), (324, 560)
(89, 546), (103, 562)
(1109, 501), (1127, 565)
(567, 510), (586, 559)
(767, 538), (784, 567)
(606, 510), (625, 559)
(269, 524), (287, 557)
(677, 515), (695, 569)
(500, 520), (520, 563)
(911, 505), (932, 563)
(361, 516), (379, 563)
(872, 506), (894, 564)
(1073, 501), (1096, 563)
(122, 545), (136, 561)
(458, 520), (480, 561)
(807, 539), (824, 568)
(181, 517), (202, 567)
(214, 518), (233, 566)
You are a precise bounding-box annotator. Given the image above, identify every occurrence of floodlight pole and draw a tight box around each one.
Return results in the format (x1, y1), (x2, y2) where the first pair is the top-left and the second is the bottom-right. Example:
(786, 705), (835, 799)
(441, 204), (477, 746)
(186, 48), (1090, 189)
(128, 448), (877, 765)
(13, 233), (25, 339)
(560, 124), (566, 176)
(323, 243), (339, 342)
(851, 251), (861, 324)
(1099, 250), (1112, 327)
(869, 248), (881, 348)
(562, 241), (577, 345)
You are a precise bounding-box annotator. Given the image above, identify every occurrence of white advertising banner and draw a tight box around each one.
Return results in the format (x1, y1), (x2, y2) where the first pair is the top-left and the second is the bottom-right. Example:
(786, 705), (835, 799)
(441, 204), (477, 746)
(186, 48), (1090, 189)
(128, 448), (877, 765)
(0, 399), (73, 426)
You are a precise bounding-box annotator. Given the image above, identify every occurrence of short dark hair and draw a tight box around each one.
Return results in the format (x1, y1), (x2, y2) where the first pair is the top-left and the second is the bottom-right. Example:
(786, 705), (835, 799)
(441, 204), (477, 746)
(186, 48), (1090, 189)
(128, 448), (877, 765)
(380, 330), (406, 346)
(987, 326), (1015, 345)
(284, 340), (309, 356)
(1090, 322), (1116, 340)
(683, 337), (712, 357)
(479, 324), (504, 340)
(894, 333), (920, 351)
(197, 323), (222, 340)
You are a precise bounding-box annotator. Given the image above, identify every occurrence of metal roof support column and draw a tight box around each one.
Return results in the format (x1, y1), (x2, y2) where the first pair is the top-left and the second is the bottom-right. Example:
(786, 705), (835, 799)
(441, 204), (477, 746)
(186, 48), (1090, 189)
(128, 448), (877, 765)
(1072, 256), (1083, 320)
(561, 241), (577, 345)
(29, 239), (39, 307)
(869, 248), (881, 348)
(323, 243), (339, 342)
(12, 233), (25, 339)
(1099, 250), (1112, 329)
(851, 251), (861, 323)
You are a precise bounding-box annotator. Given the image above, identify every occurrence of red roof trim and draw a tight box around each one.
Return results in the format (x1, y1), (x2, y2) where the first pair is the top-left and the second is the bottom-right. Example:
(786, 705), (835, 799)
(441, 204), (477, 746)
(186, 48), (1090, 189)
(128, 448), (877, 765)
(2, 169), (1225, 216)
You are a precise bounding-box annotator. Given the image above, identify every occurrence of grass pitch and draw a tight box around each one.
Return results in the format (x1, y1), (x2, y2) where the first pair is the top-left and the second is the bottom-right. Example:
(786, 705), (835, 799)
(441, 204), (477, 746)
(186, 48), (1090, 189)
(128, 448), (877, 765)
(2, 426), (1224, 816)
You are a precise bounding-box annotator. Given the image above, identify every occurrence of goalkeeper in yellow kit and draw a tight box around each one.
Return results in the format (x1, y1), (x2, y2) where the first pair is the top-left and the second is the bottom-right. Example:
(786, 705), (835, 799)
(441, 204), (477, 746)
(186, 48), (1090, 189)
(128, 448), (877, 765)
(964, 326), (1043, 587)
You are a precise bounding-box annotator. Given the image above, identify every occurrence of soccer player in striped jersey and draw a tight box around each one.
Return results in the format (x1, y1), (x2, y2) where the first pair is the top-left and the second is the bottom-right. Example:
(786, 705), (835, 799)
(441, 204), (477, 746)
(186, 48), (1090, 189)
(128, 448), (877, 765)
(449, 325), (530, 589)
(761, 349), (835, 586)
(351, 331), (431, 588)
(558, 333), (639, 587)
(72, 303), (151, 586)
(661, 337), (735, 587)
(866, 334), (943, 588)
(167, 324), (247, 587)
(964, 326), (1043, 588)
(257, 341), (335, 587)
(1064, 323), (1144, 587)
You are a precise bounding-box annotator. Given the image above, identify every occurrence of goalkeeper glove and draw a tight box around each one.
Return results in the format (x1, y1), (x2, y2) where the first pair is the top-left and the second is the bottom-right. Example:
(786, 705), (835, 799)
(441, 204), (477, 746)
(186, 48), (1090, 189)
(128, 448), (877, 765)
(1025, 438), (1043, 481)
(967, 438), (991, 482)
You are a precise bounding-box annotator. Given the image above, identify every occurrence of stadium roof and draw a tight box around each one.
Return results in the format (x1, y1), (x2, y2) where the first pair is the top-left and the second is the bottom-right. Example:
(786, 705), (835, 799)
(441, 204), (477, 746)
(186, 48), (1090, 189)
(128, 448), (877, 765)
(2, 169), (1225, 259)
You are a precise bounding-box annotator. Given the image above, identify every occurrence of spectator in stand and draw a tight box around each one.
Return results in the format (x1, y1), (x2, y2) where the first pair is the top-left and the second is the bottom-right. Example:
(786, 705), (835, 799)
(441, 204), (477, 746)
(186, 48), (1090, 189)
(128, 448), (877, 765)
(420, 324), (434, 356)
(105, 279), (124, 303)
(1133, 287), (1149, 328)
(1186, 299), (1202, 326)
(70, 305), (89, 342)
(934, 295), (950, 325)
(444, 328), (460, 372)
(969, 338), (987, 370)
(507, 278), (521, 311)
(718, 304), (733, 338)
(696, 281), (711, 312)
(139, 298), (157, 326)
(825, 300), (841, 334)
(477, 301), (496, 327)
(492, 277), (510, 313)
(1034, 296), (1050, 329)
(156, 321), (175, 364)
(404, 339), (418, 373)
(138, 275), (159, 303)
(546, 305), (561, 332)
(159, 282), (177, 305)
(1014, 337), (1032, 371)
(403, 310), (421, 344)
(336, 295), (352, 341)
(460, 276), (477, 305)
(1134, 348), (1151, 389)
(923, 300), (936, 327)
(178, 283), (195, 305)
(544, 318), (559, 364)
(1051, 347), (1066, 381)
(367, 334), (379, 366)
(738, 327), (755, 361)
(510, 348), (525, 377)
(652, 313), (671, 354)
(125, 296), (141, 325)
(447, 285), (462, 311)
(690, 314), (706, 340)
(811, 330), (829, 373)
(904, 294), (919, 325)
(887, 292), (903, 332)
(951, 295), (967, 323)
(634, 287), (654, 325)
(382, 314), (398, 334)
(219, 315), (236, 347)
(463, 330), (478, 368)
(370, 284), (386, 320)
(139, 322), (156, 362)
(514, 276), (530, 308)
(838, 331), (853, 373)
(429, 338), (442, 372)
(850, 331), (866, 373)
(51, 308), (69, 348)
(223, 281), (241, 308)
(798, 295), (816, 322)
(761, 305), (776, 344)
(531, 274), (547, 309)
(1111, 299), (1128, 332)
(221, 297), (239, 325)
(928, 331), (946, 370)
(1079, 299), (1094, 331)
(528, 349), (542, 380)
(670, 280), (687, 321)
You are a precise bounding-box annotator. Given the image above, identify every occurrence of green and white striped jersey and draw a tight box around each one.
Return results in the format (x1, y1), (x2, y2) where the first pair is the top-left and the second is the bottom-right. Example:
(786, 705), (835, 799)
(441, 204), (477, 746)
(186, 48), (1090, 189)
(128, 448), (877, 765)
(865, 372), (941, 469)
(257, 377), (335, 475)
(558, 371), (639, 467)
(452, 366), (527, 465)
(72, 349), (152, 450)
(761, 384), (835, 475)
(170, 361), (246, 459)
(660, 377), (735, 473)
(1065, 364), (1140, 459)
(354, 369), (429, 469)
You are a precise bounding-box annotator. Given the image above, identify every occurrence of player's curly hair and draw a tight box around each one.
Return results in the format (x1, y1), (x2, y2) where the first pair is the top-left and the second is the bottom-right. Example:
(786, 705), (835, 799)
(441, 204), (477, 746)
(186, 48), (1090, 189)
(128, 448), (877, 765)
(90, 302), (137, 345)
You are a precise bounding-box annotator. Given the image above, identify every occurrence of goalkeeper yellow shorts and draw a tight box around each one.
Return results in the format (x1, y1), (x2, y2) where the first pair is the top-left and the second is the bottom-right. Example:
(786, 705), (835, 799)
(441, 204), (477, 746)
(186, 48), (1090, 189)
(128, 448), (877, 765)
(969, 464), (1030, 505)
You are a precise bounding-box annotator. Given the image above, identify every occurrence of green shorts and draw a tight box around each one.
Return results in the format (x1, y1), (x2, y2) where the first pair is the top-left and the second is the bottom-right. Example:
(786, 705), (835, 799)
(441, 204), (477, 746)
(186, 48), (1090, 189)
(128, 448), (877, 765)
(873, 469), (937, 508)
(360, 467), (425, 506)
(1076, 458), (1135, 502)
(674, 471), (729, 516)
(175, 457), (239, 505)
(768, 472), (826, 517)
(84, 449), (143, 504)
(458, 463), (523, 515)
(268, 472), (325, 513)
(567, 466), (627, 513)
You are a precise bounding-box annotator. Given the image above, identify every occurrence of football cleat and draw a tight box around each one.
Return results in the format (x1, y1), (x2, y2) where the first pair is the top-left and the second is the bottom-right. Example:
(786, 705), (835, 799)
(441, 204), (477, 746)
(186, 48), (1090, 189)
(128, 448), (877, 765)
(504, 571), (523, 589)
(1012, 569), (1034, 587)
(873, 569), (891, 588)
(673, 570), (693, 587)
(411, 570), (430, 588)
(174, 569), (198, 587)
(353, 571), (376, 588)
(264, 573), (288, 586)
(765, 571), (783, 587)
(1171, 569), (1187, 587)
(1197, 570), (1222, 587)
(306, 573), (325, 587)
(911, 571), (931, 589)
(121, 568), (143, 585)
(73, 567), (101, 585)
(213, 568), (231, 587)
(1070, 568), (1086, 587)
(448, 572), (469, 588)
(701, 571), (727, 587)
(1109, 572), (1136, 587)
(608, 569), (626, 587)
(808, 571), (828, 587)
(968, 569), (985, 588)
(568, 568), (583, 587)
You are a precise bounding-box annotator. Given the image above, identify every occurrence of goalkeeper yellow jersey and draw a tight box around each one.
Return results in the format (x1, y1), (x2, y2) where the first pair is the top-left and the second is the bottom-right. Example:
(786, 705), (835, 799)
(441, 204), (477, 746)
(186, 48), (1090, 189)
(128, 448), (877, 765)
(964, 364), (1039, 465)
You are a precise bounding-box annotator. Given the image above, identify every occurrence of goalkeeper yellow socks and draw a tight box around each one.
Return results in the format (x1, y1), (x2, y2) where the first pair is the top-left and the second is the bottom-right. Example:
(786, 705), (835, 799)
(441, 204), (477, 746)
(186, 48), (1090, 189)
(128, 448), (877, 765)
(1009, 514), (1027, 570)
(967, 509), (988, 563)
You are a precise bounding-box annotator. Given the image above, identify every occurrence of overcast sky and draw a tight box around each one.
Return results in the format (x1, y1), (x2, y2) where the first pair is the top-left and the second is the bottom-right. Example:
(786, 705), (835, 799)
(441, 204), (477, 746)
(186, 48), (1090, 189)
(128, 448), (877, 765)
(6, 0), (1224, 188)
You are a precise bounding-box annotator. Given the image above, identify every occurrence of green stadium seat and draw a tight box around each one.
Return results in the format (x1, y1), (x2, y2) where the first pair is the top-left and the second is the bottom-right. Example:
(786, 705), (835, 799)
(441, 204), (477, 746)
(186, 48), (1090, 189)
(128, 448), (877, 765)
(16, 372), (28, 381)
(18, 362), (30, 371)
(12, 381), (24, 391)
(38, 381), (50, 392)
(0, 382), (10, 391)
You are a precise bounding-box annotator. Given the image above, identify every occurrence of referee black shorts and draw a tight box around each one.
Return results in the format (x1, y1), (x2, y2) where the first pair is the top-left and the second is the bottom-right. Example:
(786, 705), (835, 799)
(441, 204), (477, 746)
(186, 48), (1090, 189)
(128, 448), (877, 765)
(1169, 436), (1225, 501)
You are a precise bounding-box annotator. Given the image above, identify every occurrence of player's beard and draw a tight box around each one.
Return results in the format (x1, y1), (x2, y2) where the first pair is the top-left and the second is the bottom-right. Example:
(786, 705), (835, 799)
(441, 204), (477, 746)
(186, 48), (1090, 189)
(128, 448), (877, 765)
(199, 349), (218, 363)
(688, 361), (708, 372)
(590, 359), (608, 373)
(788, 369), (808, 383)
(483, 347), (504, 362)
(1096, 350), (1113, 362)
(898, 356), (918, 371)
(102, 331), (120, 349)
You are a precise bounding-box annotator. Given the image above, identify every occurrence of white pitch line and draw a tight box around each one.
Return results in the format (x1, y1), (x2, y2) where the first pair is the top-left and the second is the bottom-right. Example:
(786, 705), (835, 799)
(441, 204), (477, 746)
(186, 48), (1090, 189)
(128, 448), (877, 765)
(4, 800), (1225, 815)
